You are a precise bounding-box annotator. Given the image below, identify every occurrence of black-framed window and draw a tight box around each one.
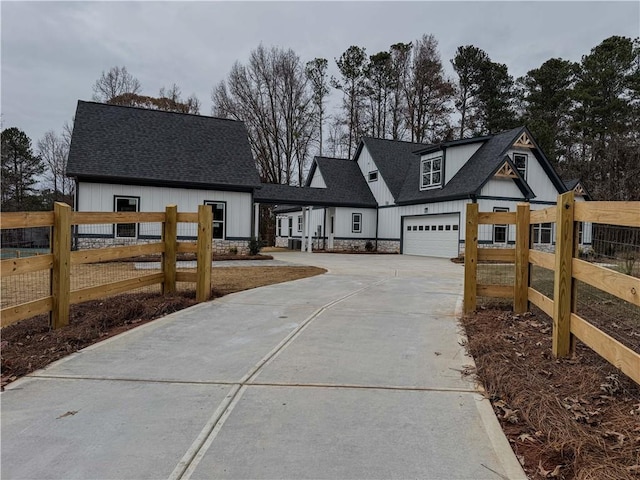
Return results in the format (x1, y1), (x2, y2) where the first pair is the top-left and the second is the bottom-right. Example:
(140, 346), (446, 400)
(493, 207), (508, 244)
(352, 213), (362, 233)
(204, 201), (226, 239)
(513, 153), (527, 180)
(420, 156), (442, 189)
(114, 196), (139, 238)
(368, 170), (378, 182)
(298, 215), (303, 232)
(277, 218), (282, 236)
(533, 222), (553, 244)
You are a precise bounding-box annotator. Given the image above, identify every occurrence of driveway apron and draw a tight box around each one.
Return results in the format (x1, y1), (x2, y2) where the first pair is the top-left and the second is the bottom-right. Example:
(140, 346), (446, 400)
(1, 252), (525, 480)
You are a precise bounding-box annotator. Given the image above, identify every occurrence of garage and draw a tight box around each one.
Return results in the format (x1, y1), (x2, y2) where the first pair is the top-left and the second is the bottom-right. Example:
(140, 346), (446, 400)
(402, 213), (460, 258)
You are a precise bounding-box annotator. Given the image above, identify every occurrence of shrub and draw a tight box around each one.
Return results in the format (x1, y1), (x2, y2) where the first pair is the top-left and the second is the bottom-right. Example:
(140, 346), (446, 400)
(248, 237), (266, 256)
(228, 246), (238, 255)
(365, 241), (374, 252)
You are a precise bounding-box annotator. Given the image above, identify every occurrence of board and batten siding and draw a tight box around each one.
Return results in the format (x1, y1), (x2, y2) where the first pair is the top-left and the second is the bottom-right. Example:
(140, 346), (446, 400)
(356, 145), (395, 206)
(309, 169), (326, 188)
(77, 182), (252, 239)
(333, 207), (376, 238)
(480, 177), (526, 198)
(443, 143), (484, 184)
(378, 199), (471, 240)
(506, 148), (561, 202)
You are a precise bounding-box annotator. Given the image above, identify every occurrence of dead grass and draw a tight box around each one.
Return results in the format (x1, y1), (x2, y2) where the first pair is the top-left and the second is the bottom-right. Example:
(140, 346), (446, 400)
(461, 307), (640, 479)
(1, 265), (325, 387)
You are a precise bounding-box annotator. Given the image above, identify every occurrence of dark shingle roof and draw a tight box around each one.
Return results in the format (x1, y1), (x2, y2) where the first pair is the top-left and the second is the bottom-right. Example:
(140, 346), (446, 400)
(563, 179), (580, 190)
(396, 127), (527, 204)
(66, 101), (260, 190)
(255, 157), (376, 208)
(359, 137), (428, 199)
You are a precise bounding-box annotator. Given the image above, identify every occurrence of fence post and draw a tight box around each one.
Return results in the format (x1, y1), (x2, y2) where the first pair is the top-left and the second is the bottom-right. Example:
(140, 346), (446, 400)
(514, 203), (530, 313)
(162, 205), (177, 295)
(51, 202), (71, 329)
(464, 202), (479, 314)
(552, 191), (575, 357)
(196, 204), (212, 302)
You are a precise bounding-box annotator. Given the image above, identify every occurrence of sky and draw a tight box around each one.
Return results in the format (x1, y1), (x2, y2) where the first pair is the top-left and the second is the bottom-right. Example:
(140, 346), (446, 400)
(1, 1), (639, 148)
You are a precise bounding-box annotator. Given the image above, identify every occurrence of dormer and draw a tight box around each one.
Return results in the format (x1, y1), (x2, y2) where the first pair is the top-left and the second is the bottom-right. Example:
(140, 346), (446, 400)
(419, 151), (443, 190)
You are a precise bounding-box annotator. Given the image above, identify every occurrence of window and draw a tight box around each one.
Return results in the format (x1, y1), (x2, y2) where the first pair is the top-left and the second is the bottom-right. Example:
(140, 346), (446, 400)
(368, 170), (378, 182)
(298, 215), (303, 232)
(438, 225), (444, 231)
(445, 225), (451, 231)
(277, 218), (282, 236)
(407, 225), (411, 231)
(420, 156), (442, 189)
(533, 223), (553, 244)
(513, 153), (527, 179)
(352, 213), (362, 233)
(419, 225), (424, 231)
(578, 222), (583, 244)
(493, 207), (508, 244)
(204, 201), (226, 239)
(114, 196), (139, 238)
(453, 224), (459, 231)
(413, 226), (417, 231)
(431, 226), (436, 231)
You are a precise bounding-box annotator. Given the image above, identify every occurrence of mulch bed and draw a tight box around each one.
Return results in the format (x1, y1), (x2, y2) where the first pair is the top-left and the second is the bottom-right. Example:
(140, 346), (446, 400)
(461, 306), (640, 479)
(109, 253), (274, 263)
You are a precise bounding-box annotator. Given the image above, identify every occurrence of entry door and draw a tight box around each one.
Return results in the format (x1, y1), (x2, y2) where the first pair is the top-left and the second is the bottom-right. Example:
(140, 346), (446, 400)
(328, 208), (335, 250)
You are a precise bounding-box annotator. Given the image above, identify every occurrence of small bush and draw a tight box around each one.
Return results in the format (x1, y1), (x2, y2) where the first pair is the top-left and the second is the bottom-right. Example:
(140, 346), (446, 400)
(228, 246), (238, 255)
(365, 241), (374, 252)
(248, 237), (266, 256)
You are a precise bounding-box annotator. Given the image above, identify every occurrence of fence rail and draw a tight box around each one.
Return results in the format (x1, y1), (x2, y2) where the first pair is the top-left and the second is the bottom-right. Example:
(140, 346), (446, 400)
(0, 202), (213, 330)
(464, 193), (640, 385)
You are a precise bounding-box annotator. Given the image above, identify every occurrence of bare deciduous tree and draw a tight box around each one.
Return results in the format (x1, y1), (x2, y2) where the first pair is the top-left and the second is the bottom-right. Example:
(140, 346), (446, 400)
(213, 45), (316, 185)
(37, 130), (74, 203)
(92, 66), (142, 103)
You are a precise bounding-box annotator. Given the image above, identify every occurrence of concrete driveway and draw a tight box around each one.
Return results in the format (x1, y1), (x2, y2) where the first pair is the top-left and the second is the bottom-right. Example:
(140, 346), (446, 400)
(1, 252), (525, 480)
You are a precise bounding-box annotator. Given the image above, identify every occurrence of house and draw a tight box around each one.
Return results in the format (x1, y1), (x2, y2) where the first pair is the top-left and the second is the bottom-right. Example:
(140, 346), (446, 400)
(66, 101), (261, 253)
(269, 127), (592, 257)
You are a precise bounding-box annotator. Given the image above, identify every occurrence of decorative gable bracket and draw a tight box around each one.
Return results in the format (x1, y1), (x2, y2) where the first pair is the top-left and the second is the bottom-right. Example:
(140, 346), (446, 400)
(573, 183), (586, 197)
(513, 132), (534, 149)
(495, 160), (518, 178)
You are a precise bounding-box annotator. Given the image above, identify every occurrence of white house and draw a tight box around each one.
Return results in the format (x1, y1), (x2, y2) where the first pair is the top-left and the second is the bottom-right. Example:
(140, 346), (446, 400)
(66, 101), (261, 254)
(268, 127), (592, 258)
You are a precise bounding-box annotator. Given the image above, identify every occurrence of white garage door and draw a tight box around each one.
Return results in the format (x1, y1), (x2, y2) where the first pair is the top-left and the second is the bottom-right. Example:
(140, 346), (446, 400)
(403, 214), (460, 258)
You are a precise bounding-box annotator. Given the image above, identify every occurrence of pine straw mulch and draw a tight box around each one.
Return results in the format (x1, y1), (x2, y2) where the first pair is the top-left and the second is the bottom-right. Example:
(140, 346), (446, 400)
(1, 265), (325, 388)
(461, 307), (640, 480)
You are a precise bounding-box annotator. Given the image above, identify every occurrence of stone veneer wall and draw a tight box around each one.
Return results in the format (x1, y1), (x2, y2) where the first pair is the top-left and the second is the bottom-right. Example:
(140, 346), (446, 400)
(76, 237), (249, 255)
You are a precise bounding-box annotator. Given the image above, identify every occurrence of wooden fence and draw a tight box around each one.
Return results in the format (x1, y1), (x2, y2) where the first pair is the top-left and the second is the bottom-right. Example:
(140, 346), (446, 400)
(1, 202), (213, 330)
(464, 192), (640, 384)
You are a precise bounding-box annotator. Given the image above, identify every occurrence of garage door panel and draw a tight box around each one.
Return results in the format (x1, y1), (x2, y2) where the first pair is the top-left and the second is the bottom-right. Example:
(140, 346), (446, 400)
(403, 214), (459, 258)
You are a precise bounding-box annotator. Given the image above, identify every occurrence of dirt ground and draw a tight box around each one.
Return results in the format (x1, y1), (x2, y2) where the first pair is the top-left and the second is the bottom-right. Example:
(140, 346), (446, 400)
(1, 265), (325, 387)
(461, 306), (640, 480)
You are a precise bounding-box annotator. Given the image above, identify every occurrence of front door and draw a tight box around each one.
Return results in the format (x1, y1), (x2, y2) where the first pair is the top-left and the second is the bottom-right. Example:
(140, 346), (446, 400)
(328, 208), (335, 250)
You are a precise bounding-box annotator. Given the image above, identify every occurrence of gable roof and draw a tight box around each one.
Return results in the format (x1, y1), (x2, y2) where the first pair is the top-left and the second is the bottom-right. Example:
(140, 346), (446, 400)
(395, 126), (566, 205)
(357, 137), (427, 200)
(564, 178), (592, 200)
(255, 157), (377, 208)
(66, 101), (261, 190)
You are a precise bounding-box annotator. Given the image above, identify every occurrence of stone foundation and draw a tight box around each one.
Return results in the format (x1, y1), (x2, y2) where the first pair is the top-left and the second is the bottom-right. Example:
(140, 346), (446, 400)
(275, 237), (289, 248)
(75, 237), (249, 255)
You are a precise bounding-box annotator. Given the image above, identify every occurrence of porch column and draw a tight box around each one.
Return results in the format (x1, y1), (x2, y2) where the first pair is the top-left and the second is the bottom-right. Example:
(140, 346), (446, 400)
(253, 203), (260, 239)
(306, 207), (313, 252)
(301, 208), (307, 252)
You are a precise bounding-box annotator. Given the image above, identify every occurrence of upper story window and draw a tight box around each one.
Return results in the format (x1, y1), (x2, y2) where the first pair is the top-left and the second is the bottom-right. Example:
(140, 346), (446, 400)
(420, 156), (442, 189)
(513, 153), (527, 180)
(368, 170), (378, 182)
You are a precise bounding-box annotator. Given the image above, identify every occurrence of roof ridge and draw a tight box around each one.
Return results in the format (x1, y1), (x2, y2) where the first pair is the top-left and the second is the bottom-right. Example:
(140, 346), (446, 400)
(316, 156), (352, 162)
(362, 136), (428, 147)
(77, 100), (243, 123)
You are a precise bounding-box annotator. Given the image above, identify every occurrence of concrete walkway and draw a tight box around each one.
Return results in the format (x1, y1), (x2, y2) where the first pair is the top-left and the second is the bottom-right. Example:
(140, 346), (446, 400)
(1, 252), (525, 480)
